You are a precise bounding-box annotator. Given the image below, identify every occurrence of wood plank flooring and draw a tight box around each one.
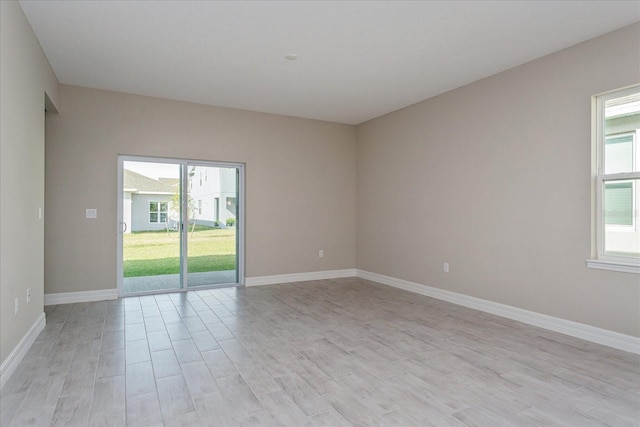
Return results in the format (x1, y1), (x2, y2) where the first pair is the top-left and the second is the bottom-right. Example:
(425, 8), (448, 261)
(1, 277), (638, 426)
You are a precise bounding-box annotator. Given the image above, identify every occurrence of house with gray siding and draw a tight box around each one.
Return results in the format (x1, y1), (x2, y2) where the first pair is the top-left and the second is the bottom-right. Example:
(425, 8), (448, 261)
(123, 169), (178, 232)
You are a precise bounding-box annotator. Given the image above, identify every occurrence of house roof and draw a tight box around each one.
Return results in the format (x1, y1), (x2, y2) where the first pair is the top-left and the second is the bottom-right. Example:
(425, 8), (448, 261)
(124, 169), (178, 194)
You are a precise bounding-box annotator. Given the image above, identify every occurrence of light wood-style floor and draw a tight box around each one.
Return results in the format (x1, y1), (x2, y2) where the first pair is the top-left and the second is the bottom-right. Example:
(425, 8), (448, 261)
(1, 278), (639, 426)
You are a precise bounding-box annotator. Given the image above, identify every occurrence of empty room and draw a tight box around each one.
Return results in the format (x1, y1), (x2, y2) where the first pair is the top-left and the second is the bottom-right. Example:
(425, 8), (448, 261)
(1, 1), (639, 426)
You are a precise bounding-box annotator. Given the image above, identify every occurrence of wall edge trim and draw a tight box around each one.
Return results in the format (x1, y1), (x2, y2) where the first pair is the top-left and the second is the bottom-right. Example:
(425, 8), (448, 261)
(0, 313), (46, 390)
(356, 269), (640, 355)
(245, 269), (356, 286)
(44, 289), (118, 306)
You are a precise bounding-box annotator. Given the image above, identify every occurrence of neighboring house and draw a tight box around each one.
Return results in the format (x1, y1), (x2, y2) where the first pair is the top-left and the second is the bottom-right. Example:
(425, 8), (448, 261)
(188, 165), (237, 228)
(123, 166), (237, 233)
(123, 169), (179, 233)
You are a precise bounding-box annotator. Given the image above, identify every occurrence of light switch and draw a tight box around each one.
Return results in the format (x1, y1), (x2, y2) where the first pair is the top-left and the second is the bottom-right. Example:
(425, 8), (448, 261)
(86, 208), (97, 219)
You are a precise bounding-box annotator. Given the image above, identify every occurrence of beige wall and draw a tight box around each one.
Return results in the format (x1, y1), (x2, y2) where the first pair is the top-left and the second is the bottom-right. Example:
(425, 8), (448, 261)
(356, 23), (640, 337)
(45, 85), (356, 294)
(13, 9), (636, 353)
(0, 1), (59, 363)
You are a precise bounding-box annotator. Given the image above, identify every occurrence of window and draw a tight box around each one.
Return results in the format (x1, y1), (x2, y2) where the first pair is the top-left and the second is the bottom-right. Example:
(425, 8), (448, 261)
(588, 85), (640, 273)
(149, 201), (168, 223)
(198, 199), (202, 215)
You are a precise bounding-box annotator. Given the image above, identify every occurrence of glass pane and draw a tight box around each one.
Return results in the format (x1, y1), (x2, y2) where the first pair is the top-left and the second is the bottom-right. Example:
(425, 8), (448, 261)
(187, 165), (238, 287)
(123, 161), (182, 294)
(604, 135), (633, 174)
(603, 178), (640, 258)
(604, 92), (639, 173)
(604, 182), (633, 226)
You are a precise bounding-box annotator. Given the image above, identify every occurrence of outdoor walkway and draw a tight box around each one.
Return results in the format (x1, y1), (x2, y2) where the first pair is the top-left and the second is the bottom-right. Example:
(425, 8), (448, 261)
(124, 270), (237, 294)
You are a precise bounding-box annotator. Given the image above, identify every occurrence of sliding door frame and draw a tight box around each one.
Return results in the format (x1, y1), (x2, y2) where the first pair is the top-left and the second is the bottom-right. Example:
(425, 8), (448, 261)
(117, 154), (245, 297)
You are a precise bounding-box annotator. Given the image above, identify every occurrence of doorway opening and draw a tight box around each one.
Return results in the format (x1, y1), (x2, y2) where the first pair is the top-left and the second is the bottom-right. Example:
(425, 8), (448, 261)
(117, 156), (244, 296)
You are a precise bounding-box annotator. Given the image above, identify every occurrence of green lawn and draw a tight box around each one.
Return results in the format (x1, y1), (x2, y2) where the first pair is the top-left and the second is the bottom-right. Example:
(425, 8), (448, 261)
(123, 227), (236, 277)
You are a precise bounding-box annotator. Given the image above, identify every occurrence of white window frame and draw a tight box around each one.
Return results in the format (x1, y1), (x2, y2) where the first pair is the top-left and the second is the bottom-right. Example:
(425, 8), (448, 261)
(588, 84), (640, 274)
(149, 201), (168, 224)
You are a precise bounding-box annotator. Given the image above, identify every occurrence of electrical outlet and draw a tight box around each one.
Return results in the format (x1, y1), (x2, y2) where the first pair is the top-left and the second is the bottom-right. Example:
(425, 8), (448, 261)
(86, 208), (97, 219)
(14, 298), (19, 316)
(319, 250), (324, 258)
(443, 262), (449, 273)
(27, 288), (31, 304)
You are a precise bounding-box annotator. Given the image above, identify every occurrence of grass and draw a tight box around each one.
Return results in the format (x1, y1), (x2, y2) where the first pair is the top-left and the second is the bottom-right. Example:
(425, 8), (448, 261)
(123, 227), (236, 277)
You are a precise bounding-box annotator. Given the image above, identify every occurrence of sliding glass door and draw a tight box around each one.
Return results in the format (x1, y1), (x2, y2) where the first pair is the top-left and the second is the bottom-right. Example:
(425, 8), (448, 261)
(117, 156), (243, 296)
(120, 160), (183, 294)
(186, 164), (239, 287)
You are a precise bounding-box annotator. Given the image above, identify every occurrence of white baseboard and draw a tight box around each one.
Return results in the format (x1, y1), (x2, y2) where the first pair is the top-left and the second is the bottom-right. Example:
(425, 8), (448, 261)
(40, 272), (638, 354)
(245, 269), (356, 287)
(356, 269), (640, 355)
(0, 313), (46, 390)
(44, 288), (118, 306)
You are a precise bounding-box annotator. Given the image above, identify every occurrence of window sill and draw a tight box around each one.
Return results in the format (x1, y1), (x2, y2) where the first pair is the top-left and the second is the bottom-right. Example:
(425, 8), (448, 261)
(586, 259), (640, 274)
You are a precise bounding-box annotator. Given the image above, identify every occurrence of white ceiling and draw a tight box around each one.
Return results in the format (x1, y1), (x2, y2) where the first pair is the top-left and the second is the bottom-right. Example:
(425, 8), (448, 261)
(19, 1), (640, 125)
